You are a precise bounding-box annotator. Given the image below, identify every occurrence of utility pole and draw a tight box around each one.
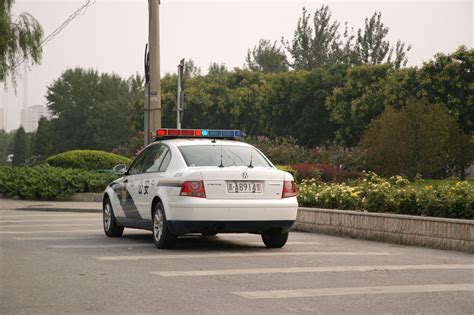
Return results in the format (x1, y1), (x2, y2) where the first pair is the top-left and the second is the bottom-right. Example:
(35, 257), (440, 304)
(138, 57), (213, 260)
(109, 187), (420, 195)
(176, 58), (184, 129)
(145, 0), (161, 145)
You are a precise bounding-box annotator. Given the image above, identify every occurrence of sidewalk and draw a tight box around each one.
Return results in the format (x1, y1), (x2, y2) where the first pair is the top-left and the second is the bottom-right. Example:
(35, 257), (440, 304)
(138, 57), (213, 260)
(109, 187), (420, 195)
(0, 198), (101, 212)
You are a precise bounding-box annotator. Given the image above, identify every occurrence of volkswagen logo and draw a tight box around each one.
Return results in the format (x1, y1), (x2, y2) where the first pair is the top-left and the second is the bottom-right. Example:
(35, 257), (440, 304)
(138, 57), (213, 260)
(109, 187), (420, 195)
(241, 172), (248, 179)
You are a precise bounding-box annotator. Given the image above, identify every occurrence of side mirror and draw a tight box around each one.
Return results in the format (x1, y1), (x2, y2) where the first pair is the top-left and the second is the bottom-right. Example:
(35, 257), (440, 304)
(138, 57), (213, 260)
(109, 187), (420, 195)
(113, 164), (127, 175)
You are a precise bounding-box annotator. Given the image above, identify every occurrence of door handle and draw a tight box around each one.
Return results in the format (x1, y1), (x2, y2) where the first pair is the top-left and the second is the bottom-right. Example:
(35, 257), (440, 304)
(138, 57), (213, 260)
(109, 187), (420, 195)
(123, 179), (128, 184)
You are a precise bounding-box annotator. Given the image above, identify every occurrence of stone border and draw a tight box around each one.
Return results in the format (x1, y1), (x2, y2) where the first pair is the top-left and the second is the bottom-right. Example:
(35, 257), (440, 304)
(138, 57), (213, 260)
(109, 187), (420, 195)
(294, 207), (474, 253)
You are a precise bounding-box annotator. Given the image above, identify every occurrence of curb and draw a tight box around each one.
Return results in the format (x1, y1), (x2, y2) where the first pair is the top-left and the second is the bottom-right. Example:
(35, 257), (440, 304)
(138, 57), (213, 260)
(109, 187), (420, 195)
(294, 207), (474, 253)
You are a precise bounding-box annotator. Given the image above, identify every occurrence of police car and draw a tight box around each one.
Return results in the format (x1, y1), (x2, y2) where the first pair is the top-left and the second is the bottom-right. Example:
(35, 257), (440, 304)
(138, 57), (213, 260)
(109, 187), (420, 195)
(102, 128), (298, 249)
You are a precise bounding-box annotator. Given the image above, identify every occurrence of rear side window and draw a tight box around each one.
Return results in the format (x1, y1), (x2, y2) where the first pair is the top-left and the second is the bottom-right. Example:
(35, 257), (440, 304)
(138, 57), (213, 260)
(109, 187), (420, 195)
(178, 145), (271, 167)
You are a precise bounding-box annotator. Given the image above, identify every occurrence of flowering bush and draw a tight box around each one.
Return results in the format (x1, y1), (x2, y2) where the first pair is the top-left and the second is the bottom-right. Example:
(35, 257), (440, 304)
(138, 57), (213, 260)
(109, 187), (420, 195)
(290, 163), (361, 183)
(297, 172), (473, 219)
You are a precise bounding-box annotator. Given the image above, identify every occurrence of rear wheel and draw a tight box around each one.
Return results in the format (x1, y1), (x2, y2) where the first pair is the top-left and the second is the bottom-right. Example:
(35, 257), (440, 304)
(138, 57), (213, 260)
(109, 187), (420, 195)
(152, 202), (177, 249)
(261, 231), (288, 248)
(103, 198), (124, 237)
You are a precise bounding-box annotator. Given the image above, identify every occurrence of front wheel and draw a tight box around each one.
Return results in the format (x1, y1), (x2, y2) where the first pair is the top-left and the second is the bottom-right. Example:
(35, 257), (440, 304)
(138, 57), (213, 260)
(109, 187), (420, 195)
(152, 203), (177, 249)
(103, 198), (124, 237)
(261, 231), (288, 248)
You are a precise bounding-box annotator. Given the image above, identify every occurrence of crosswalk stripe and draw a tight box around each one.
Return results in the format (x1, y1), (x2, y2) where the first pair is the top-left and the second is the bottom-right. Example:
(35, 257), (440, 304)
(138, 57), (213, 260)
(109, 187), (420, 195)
(14, 236), (106, 240)
(0, 229), (101, 234)
(0, 219), (99, 223)
(0, 214), (101, 218)
(48, 243), (152, 249)
(233, 284), (474, 299)
(95, 251), (399, 261)
(0, 223), (99, 228)
(153, 264), (474, 277)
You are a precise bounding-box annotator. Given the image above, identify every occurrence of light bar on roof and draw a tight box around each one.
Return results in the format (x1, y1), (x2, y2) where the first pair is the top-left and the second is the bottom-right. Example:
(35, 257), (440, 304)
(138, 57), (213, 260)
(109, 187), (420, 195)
(153, 128), (241, 139)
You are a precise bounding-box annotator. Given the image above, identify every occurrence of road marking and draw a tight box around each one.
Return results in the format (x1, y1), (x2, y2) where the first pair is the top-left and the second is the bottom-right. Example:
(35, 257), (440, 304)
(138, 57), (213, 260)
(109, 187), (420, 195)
(14, 236), (106, 240)
(0, 218), (99, 223)
(48, 243), (152, 249)
(0, 229), (100, 234)
(0, 223), (99, 228)
(153, 264), (474, 277)
(95, 251), (398, 261)
(233, 284), (474, 299)
(0, 214), (101, 218)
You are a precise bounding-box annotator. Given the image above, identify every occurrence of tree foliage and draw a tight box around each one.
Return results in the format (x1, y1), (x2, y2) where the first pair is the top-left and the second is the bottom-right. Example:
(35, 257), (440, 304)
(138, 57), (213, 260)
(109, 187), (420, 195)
(281, 6), (410, 70)
(246, 39), (288, 73)
(354, 12), (411, 68)
(361, 102), (463, 179)
(40, 68), (137, 155)
(0, 0), (43, 84)
(12, 126), (27, 166)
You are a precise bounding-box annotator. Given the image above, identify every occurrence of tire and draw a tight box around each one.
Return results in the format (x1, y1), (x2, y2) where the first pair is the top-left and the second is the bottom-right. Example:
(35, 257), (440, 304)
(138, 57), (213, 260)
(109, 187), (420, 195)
(152, 202), (177, 249)
(261, 231), (289, 248)
(103, 198), (124, 237)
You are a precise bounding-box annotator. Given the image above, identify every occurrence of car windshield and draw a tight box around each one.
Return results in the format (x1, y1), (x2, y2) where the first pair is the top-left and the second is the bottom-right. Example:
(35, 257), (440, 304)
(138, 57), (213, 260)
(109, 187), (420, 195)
(178, 145), (271, 167)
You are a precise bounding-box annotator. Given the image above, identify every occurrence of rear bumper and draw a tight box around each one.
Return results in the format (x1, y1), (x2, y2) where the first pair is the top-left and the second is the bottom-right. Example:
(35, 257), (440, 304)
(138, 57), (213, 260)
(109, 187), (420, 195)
(167, 220), (295, 235)
(167, 197), (298, 221)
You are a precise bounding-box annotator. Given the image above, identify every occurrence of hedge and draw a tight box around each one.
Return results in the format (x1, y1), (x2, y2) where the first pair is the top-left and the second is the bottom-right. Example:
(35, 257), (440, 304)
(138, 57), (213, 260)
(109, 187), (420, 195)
(0, 166), (117, 200)
(298, 172), (474, 220)
(46, 150), (131, 171)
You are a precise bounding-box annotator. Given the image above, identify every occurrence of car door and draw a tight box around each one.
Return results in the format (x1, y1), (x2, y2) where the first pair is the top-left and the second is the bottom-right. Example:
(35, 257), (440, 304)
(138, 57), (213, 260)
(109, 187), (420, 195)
(136, 144), (171, 219)
(118, 149), (150, 220)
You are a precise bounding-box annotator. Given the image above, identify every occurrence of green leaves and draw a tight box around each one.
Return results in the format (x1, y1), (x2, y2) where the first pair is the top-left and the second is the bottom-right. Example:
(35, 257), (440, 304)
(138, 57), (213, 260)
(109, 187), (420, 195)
(0, 165), (118, 199)
(1, 1), (43, 84)
(45, 150), (131, 171)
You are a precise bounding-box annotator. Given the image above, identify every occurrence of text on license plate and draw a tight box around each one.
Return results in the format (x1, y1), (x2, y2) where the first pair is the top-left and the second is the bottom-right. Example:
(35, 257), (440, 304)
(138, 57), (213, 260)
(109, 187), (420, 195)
(227, 181), (262, 193)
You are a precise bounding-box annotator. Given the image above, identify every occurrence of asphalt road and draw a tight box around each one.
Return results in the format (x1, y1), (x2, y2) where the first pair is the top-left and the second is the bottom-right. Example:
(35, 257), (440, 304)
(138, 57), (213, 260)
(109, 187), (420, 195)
(1, 208), (473, 314)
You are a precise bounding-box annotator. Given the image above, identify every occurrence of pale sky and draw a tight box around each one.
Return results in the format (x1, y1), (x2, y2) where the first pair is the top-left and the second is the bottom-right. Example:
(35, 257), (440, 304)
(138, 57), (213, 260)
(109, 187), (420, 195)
(0, 0), (472, 131)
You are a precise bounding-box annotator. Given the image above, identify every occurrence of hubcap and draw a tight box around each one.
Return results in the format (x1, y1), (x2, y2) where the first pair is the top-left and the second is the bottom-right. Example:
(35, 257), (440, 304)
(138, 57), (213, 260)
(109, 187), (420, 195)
(104, 203), (112, 231)
(154, 209), (164, 241)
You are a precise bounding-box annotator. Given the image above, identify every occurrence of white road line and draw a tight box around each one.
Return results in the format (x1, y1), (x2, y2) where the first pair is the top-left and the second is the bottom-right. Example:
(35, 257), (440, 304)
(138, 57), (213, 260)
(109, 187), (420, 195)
(0, 214), (101, 218)
(0, 229), (101, 234)
(233, 284), (474, 299)
(95, 251), (399, 261)
(153, 264), (474, 277)
(0, 219), (99, 223)
(48, 243), (152, 249)
(0, 223), (99, 228)
(14, 236), (106, 240)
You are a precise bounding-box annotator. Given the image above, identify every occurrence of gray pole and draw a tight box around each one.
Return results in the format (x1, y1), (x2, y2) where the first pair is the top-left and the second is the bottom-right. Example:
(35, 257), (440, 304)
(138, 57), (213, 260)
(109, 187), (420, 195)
(177, 58), (184, 129)
(147, 0), (161, 144)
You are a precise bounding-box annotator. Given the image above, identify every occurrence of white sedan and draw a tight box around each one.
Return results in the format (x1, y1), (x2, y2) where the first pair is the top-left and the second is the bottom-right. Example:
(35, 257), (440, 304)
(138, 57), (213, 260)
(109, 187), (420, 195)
(103, 129), (298, 249)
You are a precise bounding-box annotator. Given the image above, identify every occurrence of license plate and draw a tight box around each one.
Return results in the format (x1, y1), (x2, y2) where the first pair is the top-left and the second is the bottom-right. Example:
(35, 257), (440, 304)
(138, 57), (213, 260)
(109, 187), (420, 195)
(227, 181), (262, 193)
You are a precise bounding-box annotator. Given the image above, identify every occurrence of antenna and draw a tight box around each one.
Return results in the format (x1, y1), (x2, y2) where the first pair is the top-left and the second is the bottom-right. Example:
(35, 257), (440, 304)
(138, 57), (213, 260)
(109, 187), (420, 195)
(218, 139), (224, 168)
(248, 146), (254, 168)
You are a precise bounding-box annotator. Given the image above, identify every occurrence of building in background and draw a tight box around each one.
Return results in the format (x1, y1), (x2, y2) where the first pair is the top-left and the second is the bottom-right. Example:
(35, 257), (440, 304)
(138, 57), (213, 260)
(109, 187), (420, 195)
(20, 105), (51, 133)
(0, 107), (5, 131)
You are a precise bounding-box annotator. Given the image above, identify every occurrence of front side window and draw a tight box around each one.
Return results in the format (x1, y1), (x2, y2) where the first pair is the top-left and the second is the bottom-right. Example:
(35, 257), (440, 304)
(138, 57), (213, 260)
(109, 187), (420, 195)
(178, 145), (271, 167)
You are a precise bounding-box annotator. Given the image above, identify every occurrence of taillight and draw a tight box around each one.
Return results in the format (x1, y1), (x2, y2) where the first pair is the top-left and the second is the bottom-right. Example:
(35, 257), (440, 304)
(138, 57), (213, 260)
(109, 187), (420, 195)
(180, 181), (206, 198)
(282, 181), (296, 198)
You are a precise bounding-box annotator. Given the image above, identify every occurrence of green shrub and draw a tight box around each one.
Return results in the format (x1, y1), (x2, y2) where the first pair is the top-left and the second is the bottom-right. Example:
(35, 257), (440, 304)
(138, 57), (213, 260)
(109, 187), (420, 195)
(0, 166), (118, 200)
(276, 165), (299, 182)
(297, 172), (474, 219)
(46, 150), (131, 171)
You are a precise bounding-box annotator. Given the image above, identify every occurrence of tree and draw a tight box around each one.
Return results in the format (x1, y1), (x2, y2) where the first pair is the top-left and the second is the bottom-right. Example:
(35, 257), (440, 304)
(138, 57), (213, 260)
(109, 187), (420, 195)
(12, 126), (27, 165)
(208, 62), (227, 75)
(45, 68), (136, 153)
(1, 0), (43, 84)
(246, 39), (288, 73)
(282, 6), (343, 70)
(354, 12), (411, 68)
(361, 102), (461, 179)
(326, 64), (392, 147)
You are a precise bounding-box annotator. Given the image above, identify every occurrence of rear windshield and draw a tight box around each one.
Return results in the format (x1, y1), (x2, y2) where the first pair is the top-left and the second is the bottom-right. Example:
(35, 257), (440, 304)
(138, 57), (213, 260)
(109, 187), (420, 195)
(178, 145), (271, 167)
